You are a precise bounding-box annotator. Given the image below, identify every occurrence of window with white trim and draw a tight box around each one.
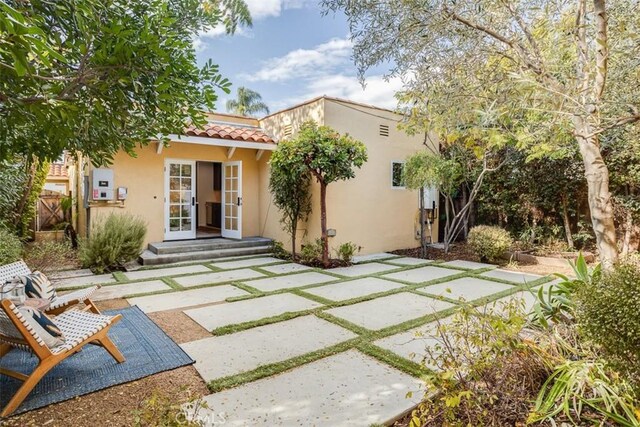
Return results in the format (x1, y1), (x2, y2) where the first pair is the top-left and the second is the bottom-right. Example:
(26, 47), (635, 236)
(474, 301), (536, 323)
(391, 162), (405, 188)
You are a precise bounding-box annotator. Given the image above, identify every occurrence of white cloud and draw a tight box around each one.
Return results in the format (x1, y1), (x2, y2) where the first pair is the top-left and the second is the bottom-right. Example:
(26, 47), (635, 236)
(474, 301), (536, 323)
(273, 74), (404, 110)
(245, 38), (353, 82)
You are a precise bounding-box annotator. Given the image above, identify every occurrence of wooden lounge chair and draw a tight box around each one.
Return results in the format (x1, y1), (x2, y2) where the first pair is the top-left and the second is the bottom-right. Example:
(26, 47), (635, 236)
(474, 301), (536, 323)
(0, 260), (102, 315)
(0, 299), (125, 416)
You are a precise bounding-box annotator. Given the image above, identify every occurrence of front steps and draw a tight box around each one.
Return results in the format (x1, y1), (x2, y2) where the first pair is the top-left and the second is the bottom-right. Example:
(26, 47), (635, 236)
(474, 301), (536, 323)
(138, 237), (273, 265)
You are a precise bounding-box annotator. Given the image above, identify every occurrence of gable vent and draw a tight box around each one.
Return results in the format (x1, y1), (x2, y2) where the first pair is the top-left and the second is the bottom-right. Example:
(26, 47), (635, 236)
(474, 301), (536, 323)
(379, 124), (390, 137)
(283, 124), (293, 137)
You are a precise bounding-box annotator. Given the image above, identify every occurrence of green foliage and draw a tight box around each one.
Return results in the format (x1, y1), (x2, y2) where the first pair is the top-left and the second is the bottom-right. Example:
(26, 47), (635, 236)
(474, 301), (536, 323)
(410, 301), (547, 426)
(299, 239), (323, 265)
(574, 259), (640, 385)
(79, 213), (146, 273)
(0, 0), (251, 164)
(289, 121), (367, 266)
(18, 159), (49, 238)
(467, 225), (512, 262)
(531, 359), (639, 426)
(531, 253), (600, 328)
(403, 151), (462, 194)
(270, 241), (290, 261)
(269, 138), (312, 258)
(226, 87), (269, 117)
(294, 121), (368, 185)
(0, 227), (23, 265)
(334, 242), (360, 263)
(0, 158), (28, 229)
(474, 149), (587, 246)
(23, 240), (76, 275)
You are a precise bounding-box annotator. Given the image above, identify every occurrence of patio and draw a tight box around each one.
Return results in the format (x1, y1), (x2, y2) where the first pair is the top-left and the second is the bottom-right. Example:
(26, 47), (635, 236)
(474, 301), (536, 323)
(4, 253), (552, 425)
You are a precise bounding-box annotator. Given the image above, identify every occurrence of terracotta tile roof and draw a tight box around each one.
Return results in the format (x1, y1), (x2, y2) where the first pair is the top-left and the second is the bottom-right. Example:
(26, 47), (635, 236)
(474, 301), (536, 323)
(48, 163), (68, 178)
(185, 122), (276, 144)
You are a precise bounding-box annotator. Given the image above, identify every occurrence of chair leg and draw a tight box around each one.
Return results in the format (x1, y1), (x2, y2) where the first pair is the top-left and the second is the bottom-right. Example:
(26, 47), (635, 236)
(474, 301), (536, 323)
(84, 299), (102, 315)
(97, 335), (125, 363)
(0, 343), (12, 358)
(1, 362), (52, 417)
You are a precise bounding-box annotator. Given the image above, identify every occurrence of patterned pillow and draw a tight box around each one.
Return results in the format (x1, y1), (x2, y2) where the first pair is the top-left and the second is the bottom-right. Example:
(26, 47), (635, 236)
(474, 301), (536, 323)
(18, 271), (57, 302)
(18, 306), (66, 349)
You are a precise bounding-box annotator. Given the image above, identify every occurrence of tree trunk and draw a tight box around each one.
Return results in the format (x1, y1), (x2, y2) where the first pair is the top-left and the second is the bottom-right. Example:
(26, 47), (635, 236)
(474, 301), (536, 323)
(13, 159), (37, 229)
(621, 209), (634, 256)
(319, 181), (329, 267)
(461, 186), (469, 239)
(443, 195), (451, 253)
(574, 118), (618, 269)
(291, 223), (297, 260)
(419, 187), (426, 258)
(561, 193), (574, 249)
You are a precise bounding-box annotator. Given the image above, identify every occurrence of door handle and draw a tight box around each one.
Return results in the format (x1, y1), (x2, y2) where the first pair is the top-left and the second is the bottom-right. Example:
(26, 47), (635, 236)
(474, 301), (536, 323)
(192, 197), (195, 206)
(237, 197), (242, 206)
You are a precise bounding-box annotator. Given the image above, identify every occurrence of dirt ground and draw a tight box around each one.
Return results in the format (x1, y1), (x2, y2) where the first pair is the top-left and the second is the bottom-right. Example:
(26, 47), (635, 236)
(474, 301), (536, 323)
(2, 299), (212, 427)
(392, 244), (576, 276)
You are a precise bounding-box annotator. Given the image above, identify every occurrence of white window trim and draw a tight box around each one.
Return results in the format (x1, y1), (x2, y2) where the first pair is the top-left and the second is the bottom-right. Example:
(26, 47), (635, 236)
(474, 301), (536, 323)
(391, 160), (406, 189)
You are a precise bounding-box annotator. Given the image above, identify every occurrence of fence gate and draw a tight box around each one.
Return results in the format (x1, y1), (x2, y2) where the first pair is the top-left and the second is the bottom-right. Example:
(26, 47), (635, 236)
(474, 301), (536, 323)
(37, 190), (65, 231)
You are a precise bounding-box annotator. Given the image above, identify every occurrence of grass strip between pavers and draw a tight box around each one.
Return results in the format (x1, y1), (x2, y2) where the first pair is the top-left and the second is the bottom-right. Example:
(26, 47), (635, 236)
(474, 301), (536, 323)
(207, 339), (361, 393)
(126, 256), (558, 396)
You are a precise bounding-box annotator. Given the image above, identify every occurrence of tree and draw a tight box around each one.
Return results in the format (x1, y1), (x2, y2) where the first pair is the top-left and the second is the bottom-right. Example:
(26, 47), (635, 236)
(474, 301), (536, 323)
(0, 0), (251, 165)
(323, 0), (640, 269)
(293, 122), (367, 267)
(0, 155), (49, 237)
(226, 87), (270, 117)
(269, 140), (312, 259)
(404, 147), (506, 253)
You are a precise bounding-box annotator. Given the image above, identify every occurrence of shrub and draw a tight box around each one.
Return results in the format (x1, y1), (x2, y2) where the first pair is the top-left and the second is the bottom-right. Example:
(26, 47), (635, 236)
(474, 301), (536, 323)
(467, 225), (512, 262)
(410, 301), (549, 426)
(271, 240), (290, 260)
(79, 213), (146, 273)
(574, 259), (640, 385)
(334, 242), (360, 263)
(0, 227), (23, 265)
(23, 240), (77, 274)
(299, 239), (322, 264)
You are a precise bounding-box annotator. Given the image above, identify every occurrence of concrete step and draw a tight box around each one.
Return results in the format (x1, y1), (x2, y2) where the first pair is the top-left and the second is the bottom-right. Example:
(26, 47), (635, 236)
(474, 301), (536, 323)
(149, 237), (272, 255)
(138, 245), (273, 266)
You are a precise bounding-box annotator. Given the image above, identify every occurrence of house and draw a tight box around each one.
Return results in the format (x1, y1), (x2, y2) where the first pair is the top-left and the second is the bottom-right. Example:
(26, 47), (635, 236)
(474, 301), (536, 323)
(75, 96), (439, 264)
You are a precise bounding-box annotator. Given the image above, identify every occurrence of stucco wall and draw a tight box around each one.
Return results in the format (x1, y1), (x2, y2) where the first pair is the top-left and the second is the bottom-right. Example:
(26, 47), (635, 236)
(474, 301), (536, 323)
(257, 98), (440, 255)
(82, 142), (263, 246)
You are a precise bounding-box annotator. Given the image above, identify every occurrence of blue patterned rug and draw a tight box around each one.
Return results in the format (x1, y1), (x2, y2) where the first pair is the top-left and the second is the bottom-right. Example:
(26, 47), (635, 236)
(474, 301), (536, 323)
(0, 306), (194, 415)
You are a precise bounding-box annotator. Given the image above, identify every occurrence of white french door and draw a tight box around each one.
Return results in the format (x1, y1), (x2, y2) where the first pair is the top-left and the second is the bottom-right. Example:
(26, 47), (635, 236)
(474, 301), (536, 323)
(164, 159), (196, 240)
(221, 161), (242, 239)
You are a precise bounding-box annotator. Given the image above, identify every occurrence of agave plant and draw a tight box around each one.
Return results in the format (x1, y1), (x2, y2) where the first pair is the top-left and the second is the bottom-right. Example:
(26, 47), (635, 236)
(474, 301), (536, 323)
(530, 252), (601, 328)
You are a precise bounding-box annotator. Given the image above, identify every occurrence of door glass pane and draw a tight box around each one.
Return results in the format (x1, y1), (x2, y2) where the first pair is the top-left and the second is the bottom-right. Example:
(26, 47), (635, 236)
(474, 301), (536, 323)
(170, 205), (179, 216)
(170, 219), (180, 231)
(170, 177), (180, 190)
(231, 218), (238, 230)
(181, 218), (192, 230)
(170, 164), (180, 176)
(225, 218), (232, 229)
(181, 164), (192, 176)
(170, 191), (180, 203)
(181, 178), (192, 190)
(181, 191), (191, 203)
(232, 179), (238, 191)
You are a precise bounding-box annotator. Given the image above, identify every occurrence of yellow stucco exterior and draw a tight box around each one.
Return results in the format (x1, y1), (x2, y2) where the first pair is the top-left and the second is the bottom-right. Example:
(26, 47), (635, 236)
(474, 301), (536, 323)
(78, 97), (439, 254)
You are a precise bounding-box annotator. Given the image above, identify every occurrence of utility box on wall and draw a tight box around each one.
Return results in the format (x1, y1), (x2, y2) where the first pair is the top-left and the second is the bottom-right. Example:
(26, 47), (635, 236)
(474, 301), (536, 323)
(92, 168), (114, 200)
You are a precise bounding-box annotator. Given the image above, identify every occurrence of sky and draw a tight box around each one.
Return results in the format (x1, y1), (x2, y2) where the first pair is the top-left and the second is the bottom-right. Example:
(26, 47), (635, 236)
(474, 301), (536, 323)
(195, 0), (402, 115)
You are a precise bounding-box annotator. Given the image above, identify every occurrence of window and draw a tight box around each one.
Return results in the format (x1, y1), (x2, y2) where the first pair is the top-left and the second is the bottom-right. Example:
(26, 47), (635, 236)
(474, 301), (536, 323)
(379, 124), (389, 137)
(391, 162), (405, 188)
